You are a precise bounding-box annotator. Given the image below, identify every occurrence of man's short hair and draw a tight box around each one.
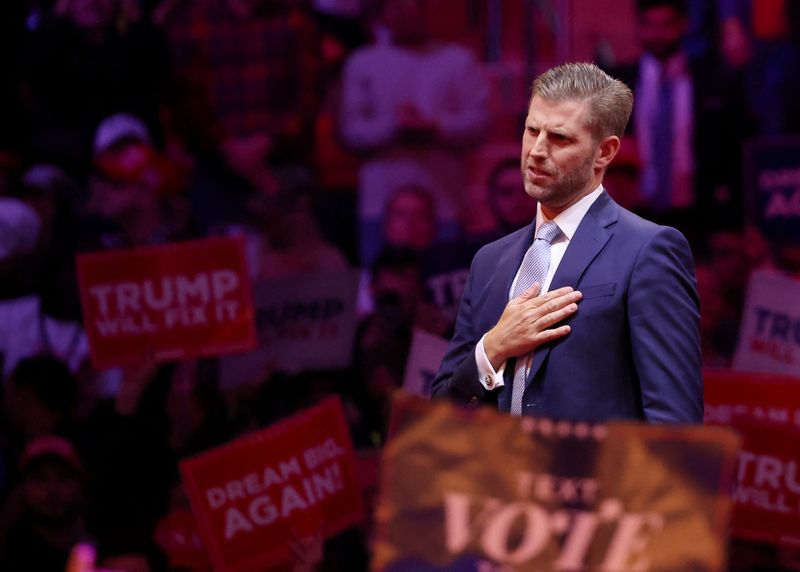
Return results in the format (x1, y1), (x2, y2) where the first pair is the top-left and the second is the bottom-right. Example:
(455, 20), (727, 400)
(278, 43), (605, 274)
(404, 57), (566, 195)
(530, 62), (634, 140)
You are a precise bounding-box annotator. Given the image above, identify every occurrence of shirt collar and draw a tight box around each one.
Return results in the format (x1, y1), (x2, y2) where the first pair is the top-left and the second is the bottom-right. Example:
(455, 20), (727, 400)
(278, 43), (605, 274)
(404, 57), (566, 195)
(535, 184), (604, 240)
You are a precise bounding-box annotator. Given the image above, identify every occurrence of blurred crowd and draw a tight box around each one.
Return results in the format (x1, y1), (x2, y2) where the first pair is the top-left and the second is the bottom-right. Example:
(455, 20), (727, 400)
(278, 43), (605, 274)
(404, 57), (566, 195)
(0, 0), (799, 570)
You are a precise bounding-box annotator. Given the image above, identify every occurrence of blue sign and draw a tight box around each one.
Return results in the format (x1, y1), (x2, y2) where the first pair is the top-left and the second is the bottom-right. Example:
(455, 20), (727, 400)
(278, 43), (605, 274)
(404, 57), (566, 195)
(745, 137), (800, 244)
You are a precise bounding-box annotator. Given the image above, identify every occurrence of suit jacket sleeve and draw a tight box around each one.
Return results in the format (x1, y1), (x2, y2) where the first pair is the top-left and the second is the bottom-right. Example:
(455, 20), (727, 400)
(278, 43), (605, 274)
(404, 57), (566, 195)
(429, 252), (493, 404)
(627, 226), (703, 423)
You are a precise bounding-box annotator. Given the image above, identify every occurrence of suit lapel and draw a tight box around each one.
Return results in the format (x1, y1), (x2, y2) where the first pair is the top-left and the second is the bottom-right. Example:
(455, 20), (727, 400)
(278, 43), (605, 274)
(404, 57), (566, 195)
(483, 223), (534, 333)
(490, 224), (534, 414)
(525, 192), (619, 384)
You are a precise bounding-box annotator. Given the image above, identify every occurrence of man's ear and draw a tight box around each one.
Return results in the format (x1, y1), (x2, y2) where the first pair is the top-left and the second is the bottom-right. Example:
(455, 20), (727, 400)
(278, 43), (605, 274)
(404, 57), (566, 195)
(595, 135), (621, 171)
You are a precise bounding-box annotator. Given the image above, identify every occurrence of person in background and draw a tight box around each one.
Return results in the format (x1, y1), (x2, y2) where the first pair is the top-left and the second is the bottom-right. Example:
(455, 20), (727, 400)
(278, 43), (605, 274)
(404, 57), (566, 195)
(355, 247), (448, 441)
(84, 113), (191, 248)
(605, 0), (748, 237)
(0, 197), (41, 302)
(22, 164), (90, 341)
(19, 0), (170, 176)
(700, 0), (800, 136)
(381, 184), (438, 253)
(696, 226), (771, 365)
(418, 157), (540, 328)
(78, 359), (225, 568)
(0, 436), (89, 572)
(163, 0), (320, 163)
(340, 0), (490, 264)
(355, 248), (424, 439)
(0, 193), (91, 379)
(597, 137), (643, 211)
(357, 183), (438, 317)
(484, 157), (539, 237)
(246, 167), (349, 281)
(3, 356), (79, 446)
(0, 202), (45, 379)
(695, 262), (739, 367)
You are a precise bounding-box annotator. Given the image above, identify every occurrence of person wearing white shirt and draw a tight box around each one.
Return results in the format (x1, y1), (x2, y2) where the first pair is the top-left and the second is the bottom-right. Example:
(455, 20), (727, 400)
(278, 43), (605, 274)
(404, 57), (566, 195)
(339, 0), (490, 264)
(431, 62), (703, 423)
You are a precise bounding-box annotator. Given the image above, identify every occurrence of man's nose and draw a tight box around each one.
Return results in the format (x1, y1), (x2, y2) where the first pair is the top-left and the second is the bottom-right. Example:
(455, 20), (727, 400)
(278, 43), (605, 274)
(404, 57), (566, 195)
(529, 132), (547, 158)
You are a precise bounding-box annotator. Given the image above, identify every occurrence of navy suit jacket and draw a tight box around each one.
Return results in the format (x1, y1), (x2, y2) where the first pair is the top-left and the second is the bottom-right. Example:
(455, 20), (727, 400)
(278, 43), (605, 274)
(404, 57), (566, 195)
(430, 191), (703, 423)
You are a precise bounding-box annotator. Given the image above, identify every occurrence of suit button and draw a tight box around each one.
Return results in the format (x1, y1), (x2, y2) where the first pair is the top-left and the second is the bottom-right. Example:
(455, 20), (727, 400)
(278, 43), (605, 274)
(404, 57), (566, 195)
(469, 396), (479, 407)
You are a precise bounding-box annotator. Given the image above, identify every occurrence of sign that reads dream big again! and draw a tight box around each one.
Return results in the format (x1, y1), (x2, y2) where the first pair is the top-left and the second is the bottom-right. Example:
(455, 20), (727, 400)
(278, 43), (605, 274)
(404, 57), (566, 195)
(77, 237), (256, 368)
(374, 395), (740, 572)
(180, 397), (363, 572)
(704, 369), (800, 430)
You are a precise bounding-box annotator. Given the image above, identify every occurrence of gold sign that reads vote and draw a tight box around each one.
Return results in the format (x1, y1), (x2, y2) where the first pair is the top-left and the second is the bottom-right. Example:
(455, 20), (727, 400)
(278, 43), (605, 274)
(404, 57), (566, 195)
(373, 394), (740, 572)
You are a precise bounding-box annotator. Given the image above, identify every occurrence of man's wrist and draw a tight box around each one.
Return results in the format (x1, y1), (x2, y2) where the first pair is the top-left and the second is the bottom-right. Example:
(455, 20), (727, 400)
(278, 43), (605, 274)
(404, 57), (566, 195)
(483, 329), (506, 371)
(475, 335), (506, 391)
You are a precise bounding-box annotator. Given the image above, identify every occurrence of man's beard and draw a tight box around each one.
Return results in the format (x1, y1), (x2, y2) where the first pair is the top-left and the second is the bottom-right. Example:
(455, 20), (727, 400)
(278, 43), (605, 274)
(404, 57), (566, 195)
(522, 152), (596, 207)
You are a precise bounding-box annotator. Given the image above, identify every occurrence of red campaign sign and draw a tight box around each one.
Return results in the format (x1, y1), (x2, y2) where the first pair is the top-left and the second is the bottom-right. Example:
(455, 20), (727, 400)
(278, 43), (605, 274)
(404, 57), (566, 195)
(77, 237), (256, 368)
(153, 509), (212, 571)
(729, 419), (800, 547)
(179, 397), (364, 572)
(704, 368), (800, 430)
(704, 369), (800, 546)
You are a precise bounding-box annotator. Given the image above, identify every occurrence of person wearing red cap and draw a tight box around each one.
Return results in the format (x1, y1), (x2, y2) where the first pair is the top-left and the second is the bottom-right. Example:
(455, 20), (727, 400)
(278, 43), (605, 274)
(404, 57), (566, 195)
(86, 138), (189, 248)
(0, 435), (88, 572)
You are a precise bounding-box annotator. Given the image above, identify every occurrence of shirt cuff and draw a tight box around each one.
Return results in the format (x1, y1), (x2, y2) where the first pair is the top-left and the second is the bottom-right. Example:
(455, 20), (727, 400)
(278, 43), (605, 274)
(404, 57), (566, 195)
(475, 334), (506, 391)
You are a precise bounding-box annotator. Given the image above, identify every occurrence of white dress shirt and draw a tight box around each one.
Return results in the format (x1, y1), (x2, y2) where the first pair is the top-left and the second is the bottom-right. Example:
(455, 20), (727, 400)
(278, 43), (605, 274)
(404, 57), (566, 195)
(475, 185), (605, 390)
(635, 53), (695, 209)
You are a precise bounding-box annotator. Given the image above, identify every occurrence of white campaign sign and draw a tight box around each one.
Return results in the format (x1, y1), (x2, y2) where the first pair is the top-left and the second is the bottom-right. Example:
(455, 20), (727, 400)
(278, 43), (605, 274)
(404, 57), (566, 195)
(402, 329), (450, 397)
(733, 268), (800, 377)
(220, 270), (360, 389)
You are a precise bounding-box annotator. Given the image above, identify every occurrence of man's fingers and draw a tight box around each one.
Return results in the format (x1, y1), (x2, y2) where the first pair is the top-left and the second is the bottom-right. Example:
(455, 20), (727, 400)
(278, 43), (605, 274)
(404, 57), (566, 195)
(534, 324), (572, 345)
(524, 289), (581, 314)
(534, 302), (579, 329)
(541, 287), (580, 306)
(545, 286), (576, 299)
(519, 282), (542, 299)
(494, 285), (582, 360)
(519, 285), (579, 305)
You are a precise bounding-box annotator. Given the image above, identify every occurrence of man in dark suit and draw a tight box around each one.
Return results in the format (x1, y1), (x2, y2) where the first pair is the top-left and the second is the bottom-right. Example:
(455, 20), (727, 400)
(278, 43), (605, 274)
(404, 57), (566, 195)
(605, 0), (748, 233)
(431, 62), (702, 423)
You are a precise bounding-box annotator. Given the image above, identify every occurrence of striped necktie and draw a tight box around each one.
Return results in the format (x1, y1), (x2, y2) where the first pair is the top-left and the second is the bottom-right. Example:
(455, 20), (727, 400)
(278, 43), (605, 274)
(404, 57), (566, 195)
(509, 220), (562, 415)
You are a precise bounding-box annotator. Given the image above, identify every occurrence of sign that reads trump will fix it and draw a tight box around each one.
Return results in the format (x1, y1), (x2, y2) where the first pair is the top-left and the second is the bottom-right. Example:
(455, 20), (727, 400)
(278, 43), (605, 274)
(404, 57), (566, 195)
(705, 369), (800, 547)
(180, 397), (363, 572)
(375, 395), (740, 572)
(730, 419), (800, 547)
(77, 237), (256, 368)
